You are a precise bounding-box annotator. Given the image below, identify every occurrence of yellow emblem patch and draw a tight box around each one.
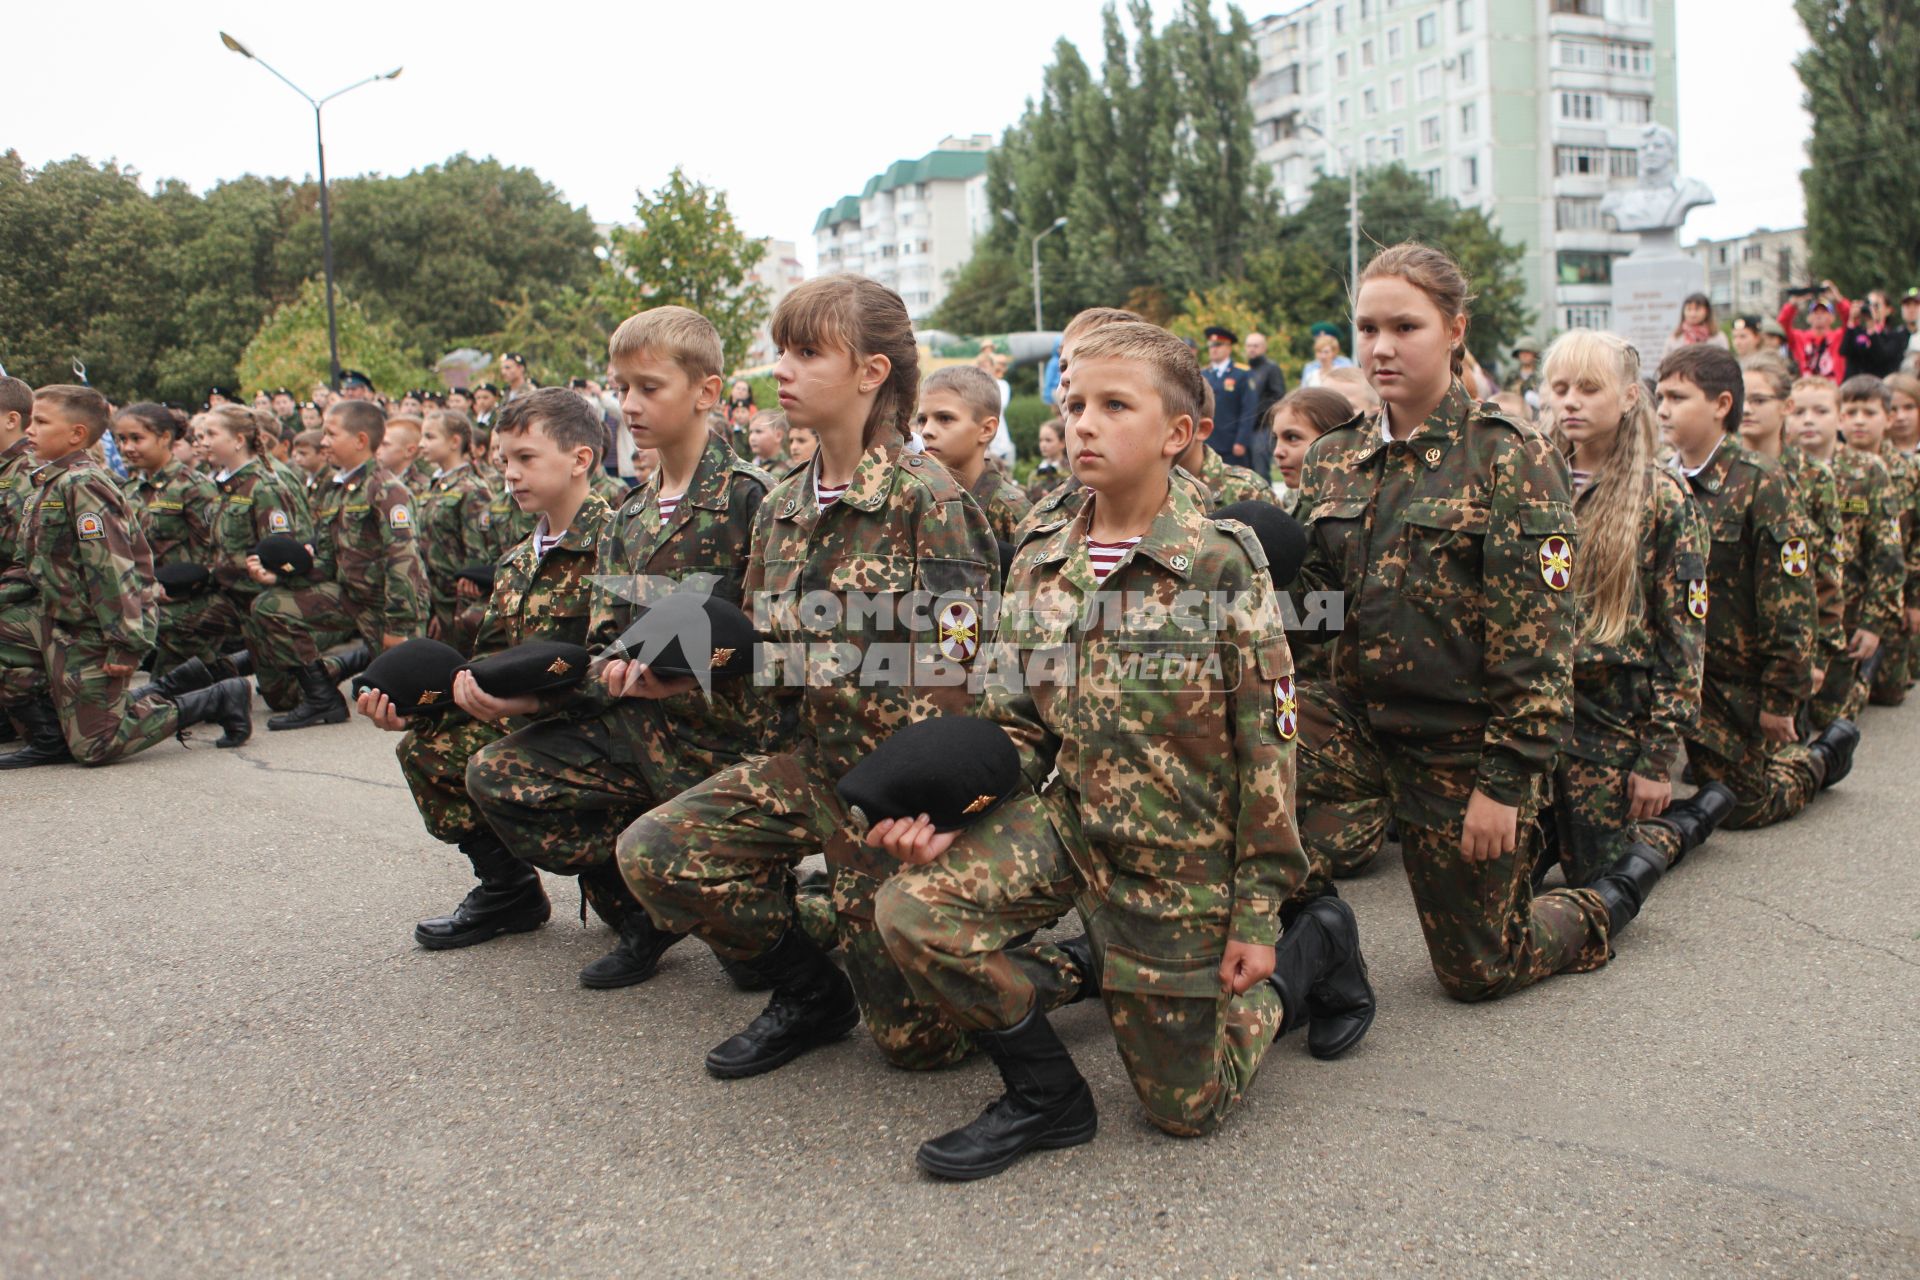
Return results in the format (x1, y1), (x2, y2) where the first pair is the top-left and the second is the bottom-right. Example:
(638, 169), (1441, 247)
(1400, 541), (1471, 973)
(76, 513), (106, 541)
(1780, 538), (1809, 577)
(1274, 675), (1298, 741)
(389, 504), (412, 530)
(1687, 579), (1708, 620)
(1539, 536), (1573, 591)
(937, 601), (979, 662)
(417, 689), (441, 706)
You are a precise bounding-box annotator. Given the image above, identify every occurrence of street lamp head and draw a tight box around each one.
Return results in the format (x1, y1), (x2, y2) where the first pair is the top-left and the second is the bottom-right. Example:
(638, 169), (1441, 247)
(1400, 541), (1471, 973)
(219, 31), (254, 58)
(384, 67), (403, 80)
(1051, 216), (1068, 230)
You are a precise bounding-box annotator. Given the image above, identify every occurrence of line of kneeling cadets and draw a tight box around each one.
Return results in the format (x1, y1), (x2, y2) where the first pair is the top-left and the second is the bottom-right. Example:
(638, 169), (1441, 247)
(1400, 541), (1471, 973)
(1, 251), (1914, 1182)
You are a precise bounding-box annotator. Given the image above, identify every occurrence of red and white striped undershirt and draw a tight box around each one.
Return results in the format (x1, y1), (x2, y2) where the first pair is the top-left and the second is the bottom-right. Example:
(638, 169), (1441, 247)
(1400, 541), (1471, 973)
(1087, 536), (1142, 583)
(815, 476), (849, 508)
(656, 492), (685, 521)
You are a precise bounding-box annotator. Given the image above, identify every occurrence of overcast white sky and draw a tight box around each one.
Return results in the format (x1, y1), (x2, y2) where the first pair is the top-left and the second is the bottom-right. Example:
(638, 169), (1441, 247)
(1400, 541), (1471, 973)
(10, 0), (1808, 272)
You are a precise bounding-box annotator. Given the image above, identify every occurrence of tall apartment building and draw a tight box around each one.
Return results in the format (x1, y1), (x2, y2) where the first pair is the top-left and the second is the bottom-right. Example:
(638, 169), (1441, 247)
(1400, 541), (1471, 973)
(1251, 0), (1678, 335)
(743, 238), (806, 366)
(1686, 226), (1810, 319)
(814, 136), (995, 324)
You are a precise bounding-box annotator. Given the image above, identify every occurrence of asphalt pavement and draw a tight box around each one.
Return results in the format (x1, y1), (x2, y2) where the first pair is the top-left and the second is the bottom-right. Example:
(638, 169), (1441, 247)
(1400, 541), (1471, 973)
(2, 699), (1916, 1278)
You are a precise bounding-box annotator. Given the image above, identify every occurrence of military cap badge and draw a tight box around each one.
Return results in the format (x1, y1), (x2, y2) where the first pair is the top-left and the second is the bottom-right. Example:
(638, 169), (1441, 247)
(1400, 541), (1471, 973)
(710, 647), (735, 668)
(962, 794), (996, 815)
(546, 657), (572, 676)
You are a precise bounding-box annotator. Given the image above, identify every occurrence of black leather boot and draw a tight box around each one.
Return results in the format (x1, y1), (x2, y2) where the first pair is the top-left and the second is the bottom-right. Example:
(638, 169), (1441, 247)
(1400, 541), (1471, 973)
(579, 910), (687, 989)
(133, 656), (214, 704)
(222, 649), (254, 680)
(0, 698), (73, 770)
(704, 927), (861, 1079)
(267, 661), (349, 730)
(414, 836), (550, 949)
(1588, 842), (1665, 937)
(171, 677), (254, 748)
(915, 1002), (1098, 1181)
(1054, 933), (1099, 1005)
(1646, 781), (1736, 867)
(1808, 719), (1860, 790)
(1530, 809), (1563, 890)
(1271, 895), (1376, 1060)
(321, 641), (372, 685)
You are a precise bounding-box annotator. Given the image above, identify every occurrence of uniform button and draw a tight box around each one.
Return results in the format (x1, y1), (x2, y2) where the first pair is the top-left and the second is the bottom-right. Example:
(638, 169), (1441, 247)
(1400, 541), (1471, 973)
(783, 501), (798, 515)
(907, 457), (924, 466)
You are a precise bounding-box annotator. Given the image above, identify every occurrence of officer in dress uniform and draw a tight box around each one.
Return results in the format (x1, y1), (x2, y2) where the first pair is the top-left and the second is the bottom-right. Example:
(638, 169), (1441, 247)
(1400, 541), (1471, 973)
(1201, 326), (1255, 466)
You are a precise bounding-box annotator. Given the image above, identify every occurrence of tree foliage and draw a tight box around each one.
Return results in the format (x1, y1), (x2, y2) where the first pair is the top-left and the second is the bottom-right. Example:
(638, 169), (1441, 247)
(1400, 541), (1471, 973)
(1794, 0), (1920, 295)
(596, 168), (769, 373)
(238, 279), (419, 396)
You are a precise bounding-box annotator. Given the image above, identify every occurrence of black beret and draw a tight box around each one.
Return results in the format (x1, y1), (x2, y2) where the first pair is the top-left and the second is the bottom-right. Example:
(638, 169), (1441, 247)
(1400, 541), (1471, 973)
(1212, 501), (1309, 587)
(1203, 325), (1237, 344)
(351, 638), (466, 718)
(615, 593), (756, 680)
(474, 382), (502, 395)
(460, 640), (591, 698)
(253, 534), (313, 578)
(339, 369), (374, 390)
(155, 563), (212, 599)
(836, 716), (1022, 834)
(207, 385), (235, 399)
(454, 562), (496, 592)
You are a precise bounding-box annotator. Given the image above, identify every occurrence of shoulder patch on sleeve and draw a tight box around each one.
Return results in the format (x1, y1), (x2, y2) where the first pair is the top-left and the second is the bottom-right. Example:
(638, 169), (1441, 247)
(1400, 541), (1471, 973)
(269, 509), (291, 533)
(390, 503), (412, 530)
(76, 512), (106, 541)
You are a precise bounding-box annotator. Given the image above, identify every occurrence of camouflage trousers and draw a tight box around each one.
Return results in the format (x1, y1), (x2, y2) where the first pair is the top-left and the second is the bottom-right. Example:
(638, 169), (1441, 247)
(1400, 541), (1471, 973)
(1867, 624), (1914, 707)
(0, 604), (178, 766)
(1684, 712), (1821, 831)
(158, 590), (299, 711)
(397, 712), (507, 845)
(464, 713), (655, 930)
(244, 581), (367, 672)
(1295, 681), (1391, 886)
(876, 788), (1279, 1137)
(1547, 755), (1685, 884)
(1298, 690), (1611, 1002)
(427, 595), (485, 657)
(618, 751), (976, 1071)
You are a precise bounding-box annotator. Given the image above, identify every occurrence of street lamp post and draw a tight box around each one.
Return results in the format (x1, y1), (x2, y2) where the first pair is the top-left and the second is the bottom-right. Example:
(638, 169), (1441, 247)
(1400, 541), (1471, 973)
(219, 32), (401, 391)
(1031, 216), (1068, 332)
(1293, 119), (1361, 356)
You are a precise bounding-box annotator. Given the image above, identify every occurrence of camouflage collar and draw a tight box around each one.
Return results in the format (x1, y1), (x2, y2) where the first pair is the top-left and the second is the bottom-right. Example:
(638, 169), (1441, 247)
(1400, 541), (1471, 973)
(1194, 445), (1229, 489)
(1028, 475), (1205, 582)
(967, 465), (1005, 504)
(0, 436), (29, 464)
(532, 494), (609, 553)
(778, 435), (908, 520)
(1352, 380), (1473, 470)
(1679, 436), (1739, 493)
(31, 450), (90, 482)
(684, 434), (740, 512)
(332, 461), (369, 487)
(141, 458), (190, 488)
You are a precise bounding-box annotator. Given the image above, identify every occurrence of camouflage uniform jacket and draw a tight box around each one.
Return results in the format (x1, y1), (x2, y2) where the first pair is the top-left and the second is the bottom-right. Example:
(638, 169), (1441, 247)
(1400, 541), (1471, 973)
(307, 462), (429, 638)
(1779, 445), (1850, 663)
(1878, 442), (1920, 611)
(417, 464), (494, 608)
(987, 478), (1301, 947)
(1192, 445), (1275, 512)
(470, 494), (610, 661)
(123, 460), (219, 572)
(485, 478), (539, 561)
(577, 435), (779, 779)
(398, 461), (434, 498)
(1012, 466), (1208, 543)
(1294, 381), (1576, 808)
(753, 434), (997, 784)
(1674, 437), (1814, 741)
(1830, 447), (1903, 636)
(1567, 466), (1706, 778)
(212, 459), (309, 598)
(1024, 460), (1072, 504)
(268, 457), (315, 528)
(590, 468), (631, 507)
(966, 465), (1034, 542)
(14, 451), (158, 667)
(0, 435), (35, 577)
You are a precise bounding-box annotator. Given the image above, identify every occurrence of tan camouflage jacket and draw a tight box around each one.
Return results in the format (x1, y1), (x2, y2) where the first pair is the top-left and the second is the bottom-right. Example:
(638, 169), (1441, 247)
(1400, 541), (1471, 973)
(123, 459), (219, 570)
(1831, 446), (1903, 636)
(12, 451), (157, 666)
(308, 462), (429, 638)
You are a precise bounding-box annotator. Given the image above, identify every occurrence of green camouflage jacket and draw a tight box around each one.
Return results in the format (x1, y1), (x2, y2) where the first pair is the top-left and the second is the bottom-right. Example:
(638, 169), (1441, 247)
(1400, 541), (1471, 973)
(471, 494), (610, 659)
(12, 451), (158, 666)
(212, 459), (310, 599)
(1830, 446), (1903, 636)
(123, 459), (219, 571)
(1192, 445), (1276, 512)
(308, 462), (429, 638)
(416, 464), (494, 612)
(966, 465), (1034, 542)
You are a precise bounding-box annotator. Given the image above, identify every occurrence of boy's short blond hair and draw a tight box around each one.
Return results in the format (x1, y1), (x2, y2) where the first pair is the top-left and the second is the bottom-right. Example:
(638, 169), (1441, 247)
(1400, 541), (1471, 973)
(1061, 307), (1143, 346)
(383, 416), (422, 444)
(609, 305), (725, 384)
(1065, 321), (1205, 426)
(921, 365), (1001, 424)
(292, 429), (323, 451)
(34, 384), (112, 444)
(1790, 375), (1840, 404)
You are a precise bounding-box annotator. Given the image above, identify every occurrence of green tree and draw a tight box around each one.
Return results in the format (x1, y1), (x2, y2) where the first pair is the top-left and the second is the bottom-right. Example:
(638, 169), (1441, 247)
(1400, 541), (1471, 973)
(1794, 0), (1920, 295)
(596, 168), (769, 373)
(470, 286), (617, 386)
(238, 279), (419, 398)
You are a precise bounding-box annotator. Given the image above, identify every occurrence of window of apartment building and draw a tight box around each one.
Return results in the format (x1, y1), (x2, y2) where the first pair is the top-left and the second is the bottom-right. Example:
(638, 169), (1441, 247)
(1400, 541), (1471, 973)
(1419, 64), (1440, 99)
(1563, 305), (1611, 331)
(1609, 42), (1653, 73)
(1551, 0), (1603, 14)
(1422, 167), (1443, 195)
(1365, 136), (1379, 165)
(1742, 244), (1764, 262)
(1420, 114), (1443, 148)
(1307, 62), (1324, 91)
(1460, 155), (1480, 191)
(1716, 246), (1730, 265)
(1306, 16), (1320, 47)
(1458, 48), (1475, 82)
(1614, 95), (1651, 124)
(1778, 248), (1795, 281)
(1559, 92), (1601, 121)
(1460, 101), (1477, 136)
(1608, 147), (1639, 178)
(1390, 76), (1405, 107)
(1387, 27), (1403, 59)
(1388, 126), (1406, 158)
(1337, 50), (1349, 78)
(1417, 12), (1437, 47)
(1556, 145), (1606, 176)
(1335, 2), (1346, 34)
(1558, 250), (1618, 285)
(1555, 38), (1601, 67)
(1556, 196), (1604, 230)
(1746, 278), (1766, 298)
(1362, 39), (1375, 68)
(1613, 0), (1652, 22)
(1360, 0), (1373, 17)
(1364, 87), (1378, 115)
(1338, 96), (1351, 125)
(1457, 0), (1473, 32)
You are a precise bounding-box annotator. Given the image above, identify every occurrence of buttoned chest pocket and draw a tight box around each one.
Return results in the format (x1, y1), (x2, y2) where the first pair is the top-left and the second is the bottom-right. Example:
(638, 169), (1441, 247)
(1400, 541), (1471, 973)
(1306, 497), (1369, 589)
(1707, 506), (1750, 581)
(1399, 497), (1490, 601)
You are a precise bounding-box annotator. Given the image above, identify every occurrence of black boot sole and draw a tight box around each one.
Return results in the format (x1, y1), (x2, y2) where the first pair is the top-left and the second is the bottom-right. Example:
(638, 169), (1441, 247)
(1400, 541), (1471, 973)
(704, 1003), (863, 1080)
(915, 1101), (1099, 1181)
(414, 905), (550, 950)
(1308, 997), (1376, 1061)
(579, 936), (685, 990)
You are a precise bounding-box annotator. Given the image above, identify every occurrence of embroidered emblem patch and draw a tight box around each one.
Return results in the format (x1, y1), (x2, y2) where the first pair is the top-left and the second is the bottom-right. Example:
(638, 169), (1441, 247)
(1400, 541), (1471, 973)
(1274, 675), (1298, 741)
(1687, 579), (1708, 620)
(76, 513), (105, 541)
(1781, 538), (1809, 577)
(269, 510), (291, 533)
(962, 794), (996, 815)
(1539, 536), (1573, 591)
(479, 509), (492, 530)
(1223, 377), (1236, 392)
(937, 601), (979, 662)
(389, 504), (412, 529)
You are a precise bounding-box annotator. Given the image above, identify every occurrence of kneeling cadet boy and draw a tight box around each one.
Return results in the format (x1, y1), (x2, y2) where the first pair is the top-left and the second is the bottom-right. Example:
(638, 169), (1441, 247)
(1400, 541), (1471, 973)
(872, 322), (1371, 1180)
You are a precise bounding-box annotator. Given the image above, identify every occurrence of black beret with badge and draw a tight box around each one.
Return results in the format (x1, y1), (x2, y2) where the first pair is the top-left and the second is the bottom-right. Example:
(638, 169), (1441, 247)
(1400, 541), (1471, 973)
(155, 563), (213, 599)
(253, 534), (313, 578)
(836, 716), (1023, 835)
(460, 640), (591, 698)
(613, 593), (757, 680)
(351, 637), (466, 719)
(454, 562), (497, 592)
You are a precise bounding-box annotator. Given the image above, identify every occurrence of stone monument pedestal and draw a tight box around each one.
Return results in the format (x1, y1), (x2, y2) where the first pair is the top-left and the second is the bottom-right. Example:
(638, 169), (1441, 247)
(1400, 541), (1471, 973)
(1611, 228), (1707, 368)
